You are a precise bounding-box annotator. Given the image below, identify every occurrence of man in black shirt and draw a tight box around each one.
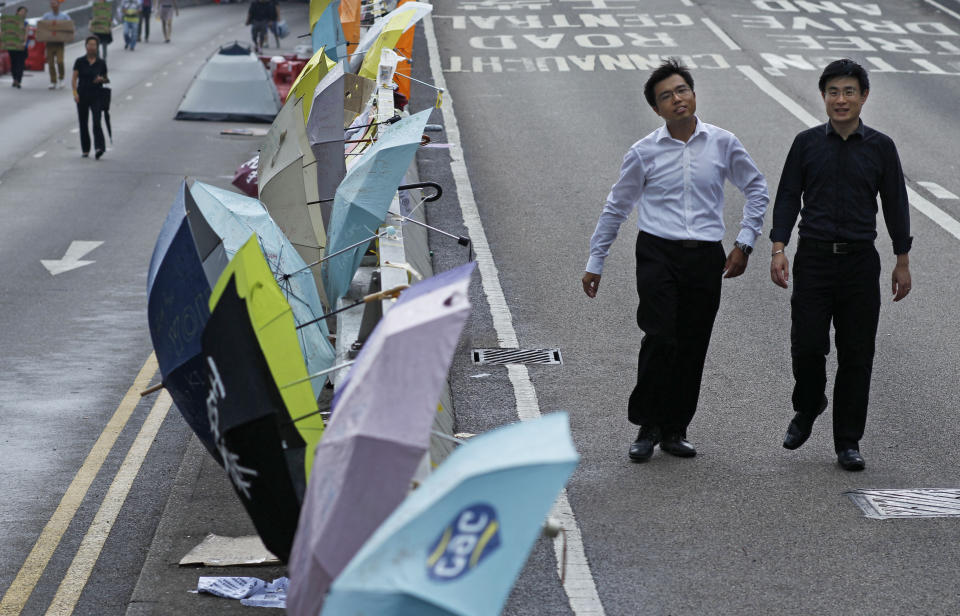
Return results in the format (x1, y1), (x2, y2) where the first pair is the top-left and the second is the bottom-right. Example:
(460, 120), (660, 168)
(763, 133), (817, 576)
(769, 58), (912, 471)
(71, 35), (109, 159)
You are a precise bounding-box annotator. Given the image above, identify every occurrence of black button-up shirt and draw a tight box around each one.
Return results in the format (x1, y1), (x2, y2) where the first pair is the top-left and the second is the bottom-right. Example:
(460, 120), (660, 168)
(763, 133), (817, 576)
(73, 56), (108, 98)
(770, 121), (912, 255)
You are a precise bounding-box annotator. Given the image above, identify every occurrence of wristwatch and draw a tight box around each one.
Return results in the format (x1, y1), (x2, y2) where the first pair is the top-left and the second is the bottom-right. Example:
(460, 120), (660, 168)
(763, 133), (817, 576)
(734, 241), (753, 255)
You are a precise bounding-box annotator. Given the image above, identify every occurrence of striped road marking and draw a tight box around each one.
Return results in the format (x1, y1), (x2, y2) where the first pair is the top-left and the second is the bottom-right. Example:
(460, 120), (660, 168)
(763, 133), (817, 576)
(424, 15), (606, 616)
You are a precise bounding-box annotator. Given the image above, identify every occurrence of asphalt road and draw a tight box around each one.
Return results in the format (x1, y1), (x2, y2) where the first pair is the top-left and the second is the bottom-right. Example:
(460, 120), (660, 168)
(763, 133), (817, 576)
(3, 0), (960, 614)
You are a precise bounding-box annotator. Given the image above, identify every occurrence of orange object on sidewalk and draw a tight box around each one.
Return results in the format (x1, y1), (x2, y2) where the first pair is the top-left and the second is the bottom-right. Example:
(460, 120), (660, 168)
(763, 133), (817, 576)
(339, 0), (360, 56)
(392, 0), (415, 102)
(24, 26), (45, 71)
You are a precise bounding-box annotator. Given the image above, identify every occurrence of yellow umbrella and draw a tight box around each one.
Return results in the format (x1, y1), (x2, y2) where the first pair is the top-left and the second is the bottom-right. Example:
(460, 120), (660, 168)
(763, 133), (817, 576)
(288, 47), (337, 124)
(358, 10), (415, 81)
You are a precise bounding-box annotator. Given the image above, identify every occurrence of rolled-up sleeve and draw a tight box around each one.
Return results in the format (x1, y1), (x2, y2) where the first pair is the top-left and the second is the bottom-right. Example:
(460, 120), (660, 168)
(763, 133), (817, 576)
(586, 147), (644, 275)
(726, 136), (769, 247)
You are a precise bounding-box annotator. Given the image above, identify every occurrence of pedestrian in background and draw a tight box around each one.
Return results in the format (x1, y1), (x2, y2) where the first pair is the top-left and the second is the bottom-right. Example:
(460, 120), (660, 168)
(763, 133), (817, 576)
(89, 0), (113, 61)
(157, 0), (177, 43)
(246, 0), (276, 53)
(41, 0), (72, 89)
(118, 0), (141, 50)
(8, 6), (28, 89)
(582, 58), (769, 463)
(71, 35), (109, 159)
(138, 0), (151, 42)
(770, 59), (912, 472)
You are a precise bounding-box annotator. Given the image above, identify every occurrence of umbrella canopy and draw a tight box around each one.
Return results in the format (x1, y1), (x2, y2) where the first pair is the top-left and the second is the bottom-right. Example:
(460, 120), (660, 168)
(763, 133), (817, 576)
(350, 2), (432, 74)
(339, 0), (361, 56)
(208, 235), (323, 480)
(305, 63), (347, 232)
(310, 0), (346, 62)
(287, 47), (337, 124)
(189, 181), (336, 396)
(202, 272), (304, 563)
(257, 96), (329, 306)
(233, 154), (259, 198)
(175, 43), (281, 123)
(146, 180), (228, 461)
(320, 412), (579, 616)
(287, 262), (476, 616)
(321, 108), (431, 305)
(343, 72), (376, 129)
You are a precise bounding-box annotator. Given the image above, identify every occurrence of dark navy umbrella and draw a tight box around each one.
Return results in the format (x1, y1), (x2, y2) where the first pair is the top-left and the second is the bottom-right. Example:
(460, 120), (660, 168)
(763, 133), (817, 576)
(146, 180), (228, 460)
(201, 274), (304, 562)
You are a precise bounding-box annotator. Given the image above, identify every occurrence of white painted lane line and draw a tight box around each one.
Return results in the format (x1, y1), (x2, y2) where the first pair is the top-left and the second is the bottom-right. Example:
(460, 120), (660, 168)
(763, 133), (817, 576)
(33, 151), (46, 158)
(70, 128), (79, 134)
(41, 241), (104, 276)
(0, 356), (158, 615)
(424, 15), (606, 616)
(918, 181), (958, 200)
(145, 82), (153, 87)
(737, 65), (960, 243)
(45, 391), (173, 615)
(125, 95), (133, 100)
(925, 0), (960, 22)
(701, 17), (740, 51)
(680, 0), (694, 5)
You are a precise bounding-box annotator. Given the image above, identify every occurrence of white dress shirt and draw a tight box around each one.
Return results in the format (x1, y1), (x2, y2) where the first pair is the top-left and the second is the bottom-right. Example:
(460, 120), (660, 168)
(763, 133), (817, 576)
(586, 118), (769, 275)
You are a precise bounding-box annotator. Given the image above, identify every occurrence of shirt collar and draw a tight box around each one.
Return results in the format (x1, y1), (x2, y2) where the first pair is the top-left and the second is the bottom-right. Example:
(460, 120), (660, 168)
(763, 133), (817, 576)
(655, 117), (706, 143)
(825, 119), (865, 138)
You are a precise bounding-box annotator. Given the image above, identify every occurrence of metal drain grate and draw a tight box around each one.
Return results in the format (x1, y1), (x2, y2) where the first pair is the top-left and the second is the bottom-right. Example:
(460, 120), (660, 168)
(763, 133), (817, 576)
(472, 348), (562, 366)
(847, 489), (960, 519)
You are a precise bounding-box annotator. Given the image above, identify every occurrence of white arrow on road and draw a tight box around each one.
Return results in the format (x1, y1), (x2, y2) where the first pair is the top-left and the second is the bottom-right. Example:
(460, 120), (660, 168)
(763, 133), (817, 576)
(41, 241), (104, 276)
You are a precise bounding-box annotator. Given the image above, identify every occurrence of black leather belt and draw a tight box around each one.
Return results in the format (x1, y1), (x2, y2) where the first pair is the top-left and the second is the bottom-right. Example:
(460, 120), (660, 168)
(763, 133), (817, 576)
(640, 231), (720, 248)
(799, 238), (873, 255)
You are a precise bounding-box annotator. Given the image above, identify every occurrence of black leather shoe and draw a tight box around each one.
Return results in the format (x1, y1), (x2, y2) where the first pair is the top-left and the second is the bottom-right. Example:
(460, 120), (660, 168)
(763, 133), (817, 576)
(783, 397), (827, 450)
(837, 449), (865, 471)
(628, 426), (660, 462)
(660, 434), (696, 458)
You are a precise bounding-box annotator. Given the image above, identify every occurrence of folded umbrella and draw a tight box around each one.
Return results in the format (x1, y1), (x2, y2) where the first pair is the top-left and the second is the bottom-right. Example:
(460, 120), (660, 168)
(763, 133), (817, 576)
(321, 108), (431, 305)
(146, 180), (229, 461)
(208, 235), (323, 480)
(287, 262), (476, 616)
(320, 412), (579, 616)
(188, 181), (336, 396)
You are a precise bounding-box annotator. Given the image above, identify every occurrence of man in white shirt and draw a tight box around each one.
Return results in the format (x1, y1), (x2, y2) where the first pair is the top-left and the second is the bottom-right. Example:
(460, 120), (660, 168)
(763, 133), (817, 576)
(582, 58), (769, 462)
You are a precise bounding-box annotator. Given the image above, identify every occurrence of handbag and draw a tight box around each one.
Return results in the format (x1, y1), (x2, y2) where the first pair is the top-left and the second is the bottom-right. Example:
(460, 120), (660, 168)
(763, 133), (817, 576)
(276, 19), (289, 38)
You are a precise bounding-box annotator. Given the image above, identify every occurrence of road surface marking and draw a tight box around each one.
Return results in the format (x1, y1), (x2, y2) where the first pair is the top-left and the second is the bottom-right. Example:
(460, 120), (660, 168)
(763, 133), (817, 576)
(70, 128), (79, 134)
(125, 95), (133, 100)
(702, 17), (740, 51)
(145, 82), (153, 88)
(41, 241), (104, 276)
(45, 391), (173, 616)
(925, 0), (960, 21)
(0, 355), (158, 616)
(918, 181), (958, 200)
(424, 15), (605, 616)
(33, 151), (46, 159)
(738, 65), (960, 243)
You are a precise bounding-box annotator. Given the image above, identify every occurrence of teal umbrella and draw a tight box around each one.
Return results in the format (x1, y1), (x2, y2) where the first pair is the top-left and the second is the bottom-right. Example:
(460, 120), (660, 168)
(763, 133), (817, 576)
(189, 181), (336, 395)
(317, 412), (579, 616)
(321, 108), (431, 305)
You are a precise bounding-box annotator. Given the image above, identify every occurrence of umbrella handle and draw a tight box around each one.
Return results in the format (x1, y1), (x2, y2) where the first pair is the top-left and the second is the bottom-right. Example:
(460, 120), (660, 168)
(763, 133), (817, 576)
(140, 383), (164, 397)
(397, 181), (442, 202)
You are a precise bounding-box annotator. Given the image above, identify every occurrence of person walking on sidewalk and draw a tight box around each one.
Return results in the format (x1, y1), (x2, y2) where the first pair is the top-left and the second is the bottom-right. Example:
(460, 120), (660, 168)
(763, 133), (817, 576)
(157, 0), (177, 43)
(8, 6), (28, 89)
(770, 59), (912, 472)
(118, 0), (141, 50)
(246, 0), (277, 54)
(41, 0), (72, 90)
(138, 0), (152, 42)
(71, 35), (109, 159)
(581, 58), (769, 463)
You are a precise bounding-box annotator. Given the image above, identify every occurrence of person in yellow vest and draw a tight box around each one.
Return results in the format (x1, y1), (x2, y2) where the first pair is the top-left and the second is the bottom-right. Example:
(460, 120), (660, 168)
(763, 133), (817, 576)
(117, 0), (141, 50)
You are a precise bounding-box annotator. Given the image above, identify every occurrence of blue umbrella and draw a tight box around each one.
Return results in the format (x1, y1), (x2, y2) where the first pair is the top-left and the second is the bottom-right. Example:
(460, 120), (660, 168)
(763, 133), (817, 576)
(147, 181), (229, 460)
(311, 0), (347, 62)
(321, 108), (431, 305)
(189, 181), (336, 395)
(318, 412), (579, 616)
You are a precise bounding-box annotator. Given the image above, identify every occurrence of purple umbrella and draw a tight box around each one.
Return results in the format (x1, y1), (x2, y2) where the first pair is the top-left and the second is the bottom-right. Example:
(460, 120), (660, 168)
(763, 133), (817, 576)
(287, 262), (476, 616)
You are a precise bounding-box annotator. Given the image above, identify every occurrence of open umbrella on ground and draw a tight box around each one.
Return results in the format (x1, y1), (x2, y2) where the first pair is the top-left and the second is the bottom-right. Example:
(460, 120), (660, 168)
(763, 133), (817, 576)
(339, 0), (361, 56)
(321, 108), (431, 305)
(189, 181), (337, 396)
(257, 96), (329, 306)
(287, 47), (337, 124)
(287, 262), (476, 616)
(305, 63), (347, 232)
(147, 180), (228, 461)
(320, 412), (579, 615)
(208, 235), (323, 480)
(310, 0), (346, 62)
(202, 271), (304, 563)
(343, 72), (376, 128)
(350, 1), (432, 75)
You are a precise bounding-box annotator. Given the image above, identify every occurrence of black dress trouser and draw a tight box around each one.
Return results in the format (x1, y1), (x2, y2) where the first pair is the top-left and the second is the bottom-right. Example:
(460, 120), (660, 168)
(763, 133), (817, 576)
(628, 231), (725, 435)
(790, 240), (881, 452)
(9, 49), (26, 83)
(76, 94), (105, 155)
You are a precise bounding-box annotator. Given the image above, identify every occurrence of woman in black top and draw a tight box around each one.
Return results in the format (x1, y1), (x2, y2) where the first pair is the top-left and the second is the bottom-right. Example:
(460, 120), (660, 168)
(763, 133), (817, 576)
(71, 35), (109, 159)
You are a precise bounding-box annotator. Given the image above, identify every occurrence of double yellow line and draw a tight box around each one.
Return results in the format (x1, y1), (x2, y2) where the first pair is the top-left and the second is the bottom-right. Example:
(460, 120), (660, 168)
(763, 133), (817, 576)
(0, 354), (172, 615)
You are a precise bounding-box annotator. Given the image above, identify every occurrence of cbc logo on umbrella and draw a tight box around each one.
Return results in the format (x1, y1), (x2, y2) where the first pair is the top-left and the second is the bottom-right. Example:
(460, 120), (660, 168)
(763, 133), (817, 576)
(426, 503), (501, 582)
